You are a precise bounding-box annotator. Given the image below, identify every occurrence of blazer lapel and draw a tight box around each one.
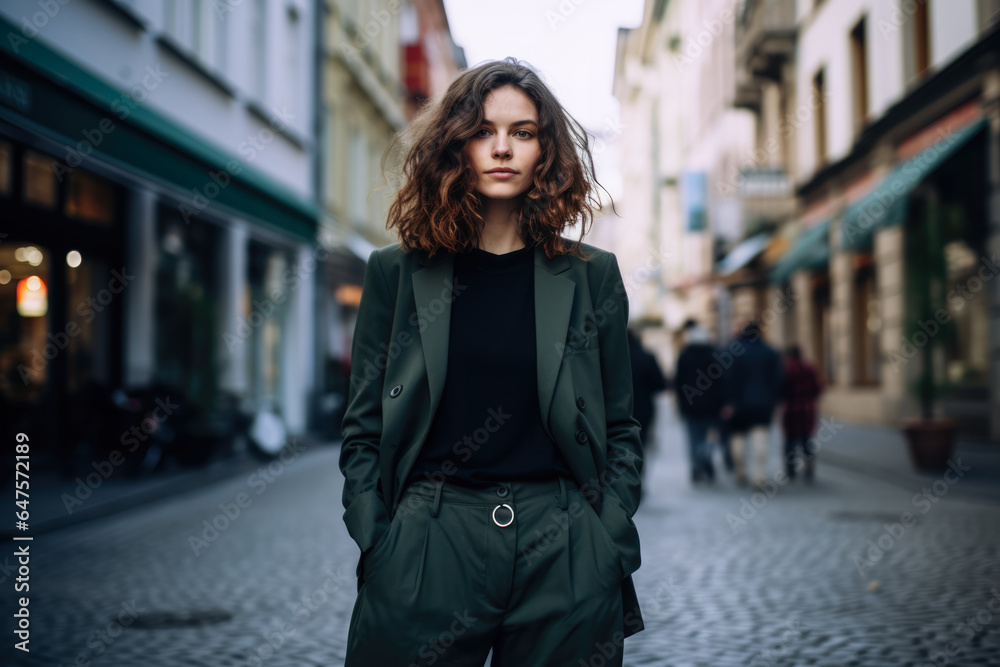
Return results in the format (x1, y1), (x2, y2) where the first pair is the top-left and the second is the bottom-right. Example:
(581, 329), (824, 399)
(410, 245), (575, 441)
(533, 248), (575, 439)
(411, 251), (454, 429)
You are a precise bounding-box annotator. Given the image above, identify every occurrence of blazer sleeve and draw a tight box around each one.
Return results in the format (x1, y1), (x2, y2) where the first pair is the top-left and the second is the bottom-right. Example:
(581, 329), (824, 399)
(594, 253), (644, 519)
(339, 249), (393, 555)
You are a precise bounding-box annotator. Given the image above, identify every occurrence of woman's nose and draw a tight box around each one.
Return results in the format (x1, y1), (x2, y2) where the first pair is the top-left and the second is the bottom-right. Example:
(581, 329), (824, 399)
(492, 137), (511, 159)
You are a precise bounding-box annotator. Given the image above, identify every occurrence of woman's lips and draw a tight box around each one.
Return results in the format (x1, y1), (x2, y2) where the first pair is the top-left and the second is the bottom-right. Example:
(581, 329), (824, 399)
(486, 171), (517, 179)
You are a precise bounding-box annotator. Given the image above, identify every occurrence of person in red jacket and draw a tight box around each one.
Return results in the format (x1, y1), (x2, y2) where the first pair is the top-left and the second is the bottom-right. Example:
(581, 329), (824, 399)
(779, 345), (823, 481)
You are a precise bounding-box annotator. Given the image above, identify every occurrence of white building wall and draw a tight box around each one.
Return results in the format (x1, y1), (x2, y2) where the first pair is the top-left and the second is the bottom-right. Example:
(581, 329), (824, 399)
(795, 0), (980, 186)
(929, 0), (978, 67)
(0, 0), (316, 201)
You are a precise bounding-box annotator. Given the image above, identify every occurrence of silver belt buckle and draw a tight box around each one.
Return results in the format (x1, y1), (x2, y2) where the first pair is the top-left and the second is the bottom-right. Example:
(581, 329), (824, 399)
(492, 503), (514, 527)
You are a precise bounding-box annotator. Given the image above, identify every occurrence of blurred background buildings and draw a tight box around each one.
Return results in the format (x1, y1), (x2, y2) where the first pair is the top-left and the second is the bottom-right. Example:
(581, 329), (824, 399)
(0, 0), (463, 477)
(614, 0), (1000, 441)
(1, 0), (998, 482)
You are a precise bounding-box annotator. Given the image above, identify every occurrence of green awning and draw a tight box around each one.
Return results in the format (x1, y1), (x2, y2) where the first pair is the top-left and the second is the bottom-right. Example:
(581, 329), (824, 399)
(840, 118), (987, 250)
(0, 15), (318, 243)
(770, 218), (831, 285)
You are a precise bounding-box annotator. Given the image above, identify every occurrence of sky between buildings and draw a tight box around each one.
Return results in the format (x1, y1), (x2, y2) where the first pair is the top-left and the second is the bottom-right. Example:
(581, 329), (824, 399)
(441, 0), (645, 203)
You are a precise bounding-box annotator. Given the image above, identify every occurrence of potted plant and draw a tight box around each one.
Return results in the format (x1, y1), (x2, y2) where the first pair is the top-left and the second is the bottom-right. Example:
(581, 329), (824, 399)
(900, 196), (959, 471)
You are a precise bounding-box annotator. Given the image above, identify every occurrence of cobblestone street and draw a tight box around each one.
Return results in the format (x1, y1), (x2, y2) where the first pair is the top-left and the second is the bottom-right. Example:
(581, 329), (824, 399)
(5, 399), (1000, 666)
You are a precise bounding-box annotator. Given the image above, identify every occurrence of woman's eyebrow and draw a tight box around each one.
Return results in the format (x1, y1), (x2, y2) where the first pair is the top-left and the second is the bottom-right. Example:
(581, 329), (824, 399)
(480, 119), (538, 128)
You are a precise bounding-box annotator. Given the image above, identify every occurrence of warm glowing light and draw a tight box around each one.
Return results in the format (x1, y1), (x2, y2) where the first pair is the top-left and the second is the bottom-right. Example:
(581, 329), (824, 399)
(17, 276), (48, 317)
(27, 248), (43, 266)
(0, 270), (9, 285)
(67, 250), (82, 268)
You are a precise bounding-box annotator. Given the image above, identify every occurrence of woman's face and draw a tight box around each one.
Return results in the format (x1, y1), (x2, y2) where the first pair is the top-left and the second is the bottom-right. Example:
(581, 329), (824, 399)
(464, 85), (541, 200)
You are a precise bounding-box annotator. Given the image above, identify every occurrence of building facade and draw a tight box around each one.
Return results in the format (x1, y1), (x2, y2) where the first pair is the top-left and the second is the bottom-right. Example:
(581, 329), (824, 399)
(0, 0), (321, 473)
(614, 0), (757, 363)
(617, 0), (1000, 441)
(315, 0), (464, 439)
(776, 0), (1000, 438)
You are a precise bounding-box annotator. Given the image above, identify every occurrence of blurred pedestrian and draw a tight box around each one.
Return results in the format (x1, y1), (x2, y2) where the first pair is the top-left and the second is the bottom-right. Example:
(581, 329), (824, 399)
(628, 327), (669, 455)
(780, 345), (823, 482)
(674, 319), (725, 483)
(721, 321), (784, 487)
(339, 58), (644, 666)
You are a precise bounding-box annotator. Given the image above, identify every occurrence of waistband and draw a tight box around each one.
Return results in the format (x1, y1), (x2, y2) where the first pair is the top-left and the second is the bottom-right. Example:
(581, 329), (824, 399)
(398, 477), (578, 516)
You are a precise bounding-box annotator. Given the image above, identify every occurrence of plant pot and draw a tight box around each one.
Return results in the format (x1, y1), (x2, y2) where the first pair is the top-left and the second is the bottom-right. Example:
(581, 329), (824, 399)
(901, 418), (958, 472)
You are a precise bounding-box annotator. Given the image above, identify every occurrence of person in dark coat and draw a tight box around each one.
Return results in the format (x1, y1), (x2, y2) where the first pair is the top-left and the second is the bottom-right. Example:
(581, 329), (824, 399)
(628, 328), (668, 456)
(721, 321), (784, 487)
(674, 320), (725, 483)
(780, 345), (822, 481)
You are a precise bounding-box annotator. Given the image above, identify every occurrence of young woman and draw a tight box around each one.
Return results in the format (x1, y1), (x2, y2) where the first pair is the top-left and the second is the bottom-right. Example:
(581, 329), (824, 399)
(340, 57), (645, 667)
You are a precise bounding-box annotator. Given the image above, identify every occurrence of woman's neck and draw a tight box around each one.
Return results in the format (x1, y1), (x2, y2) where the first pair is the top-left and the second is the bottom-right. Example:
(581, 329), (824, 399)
(476, 195), (525, 253)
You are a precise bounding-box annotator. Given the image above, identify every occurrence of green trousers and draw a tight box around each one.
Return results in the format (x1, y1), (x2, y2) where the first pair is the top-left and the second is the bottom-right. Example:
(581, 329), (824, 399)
(345, 476), (627, 667)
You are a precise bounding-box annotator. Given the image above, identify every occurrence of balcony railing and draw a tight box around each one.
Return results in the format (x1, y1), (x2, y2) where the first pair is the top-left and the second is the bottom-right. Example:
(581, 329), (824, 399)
(735, 0), (796, 79)
(739, 167), (795, 225)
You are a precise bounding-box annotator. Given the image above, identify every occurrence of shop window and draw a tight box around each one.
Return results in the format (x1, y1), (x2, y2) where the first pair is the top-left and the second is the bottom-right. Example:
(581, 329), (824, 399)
(65, 170), (116, 225)
(853, 260), (881, 385)
(944, 240), (989, 387)
(913, 1), (930, 79)
(23, 151), (56, 209)
(0, 243), (51, 402)
(246, 240), (293, 409)
(812, 69), (827, 169)
(850, 16), (869, 134)
(154, 208), (221, 409)
(0, 141), (11, 196)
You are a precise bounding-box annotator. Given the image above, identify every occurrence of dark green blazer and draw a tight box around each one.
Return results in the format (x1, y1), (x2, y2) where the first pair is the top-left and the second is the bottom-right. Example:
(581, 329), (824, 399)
(339, 240), (646, 637)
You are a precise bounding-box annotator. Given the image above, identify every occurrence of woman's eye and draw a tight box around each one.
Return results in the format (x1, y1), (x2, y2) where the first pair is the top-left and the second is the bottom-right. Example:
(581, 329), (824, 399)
(475, 128), (490, 137)
(515, 130), (532, 138)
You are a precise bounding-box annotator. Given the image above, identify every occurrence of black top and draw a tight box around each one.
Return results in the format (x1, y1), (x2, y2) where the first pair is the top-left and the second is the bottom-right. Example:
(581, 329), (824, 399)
(403, 242), (574, 489)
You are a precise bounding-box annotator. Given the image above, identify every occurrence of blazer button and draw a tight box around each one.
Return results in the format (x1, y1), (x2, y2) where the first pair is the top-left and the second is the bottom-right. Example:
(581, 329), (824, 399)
(576, 397), (587, 411)
(389, 384), (403, 398)
(575, 428), (588, 444)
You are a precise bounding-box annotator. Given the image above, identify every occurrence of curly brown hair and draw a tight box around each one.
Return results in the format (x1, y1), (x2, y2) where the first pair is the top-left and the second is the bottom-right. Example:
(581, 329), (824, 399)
(379, 57), (614, 261)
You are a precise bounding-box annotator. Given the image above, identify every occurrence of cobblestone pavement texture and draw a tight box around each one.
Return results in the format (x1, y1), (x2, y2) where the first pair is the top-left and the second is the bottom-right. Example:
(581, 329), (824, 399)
(3, 399), (1000, 666)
